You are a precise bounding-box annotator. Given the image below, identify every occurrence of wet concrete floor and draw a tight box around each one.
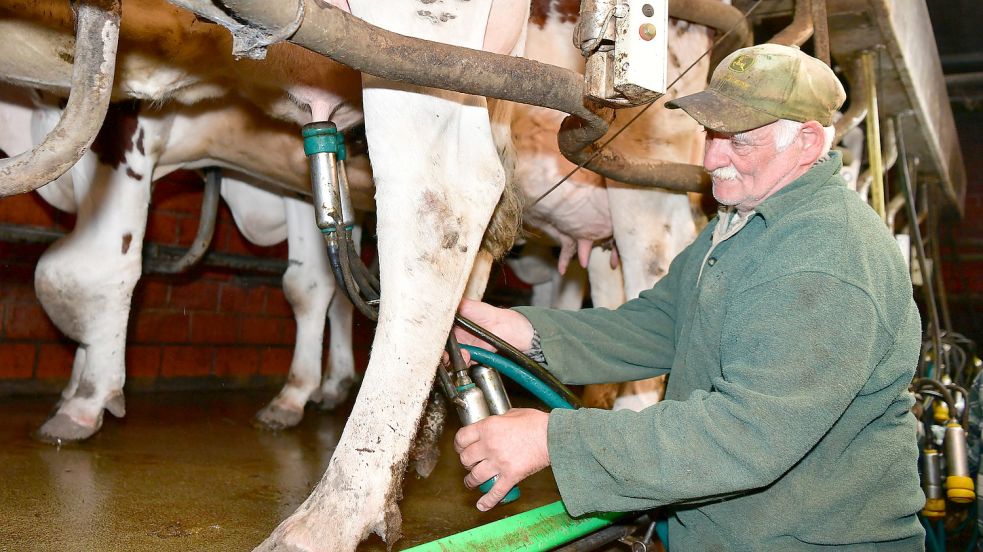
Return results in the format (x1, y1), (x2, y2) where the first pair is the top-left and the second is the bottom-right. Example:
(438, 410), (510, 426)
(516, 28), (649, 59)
(0, 390), (563, 551)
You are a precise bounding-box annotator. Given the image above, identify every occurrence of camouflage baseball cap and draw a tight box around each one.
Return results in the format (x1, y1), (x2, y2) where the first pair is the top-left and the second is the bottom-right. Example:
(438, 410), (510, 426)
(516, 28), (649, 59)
(666, 43), (846, 133)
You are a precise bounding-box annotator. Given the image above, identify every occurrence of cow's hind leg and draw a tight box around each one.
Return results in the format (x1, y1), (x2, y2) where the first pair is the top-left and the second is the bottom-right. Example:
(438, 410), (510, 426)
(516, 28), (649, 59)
(34, 109), (161, 442)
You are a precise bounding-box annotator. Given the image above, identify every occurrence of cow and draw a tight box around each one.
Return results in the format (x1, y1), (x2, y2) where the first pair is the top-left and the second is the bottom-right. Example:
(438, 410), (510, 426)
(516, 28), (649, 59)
(0, 85), (376, 440)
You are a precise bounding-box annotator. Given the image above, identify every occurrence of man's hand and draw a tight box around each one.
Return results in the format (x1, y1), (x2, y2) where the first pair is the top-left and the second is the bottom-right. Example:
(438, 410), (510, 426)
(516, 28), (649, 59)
(454, 298), (536, 354)
(453, 408), (551, 511)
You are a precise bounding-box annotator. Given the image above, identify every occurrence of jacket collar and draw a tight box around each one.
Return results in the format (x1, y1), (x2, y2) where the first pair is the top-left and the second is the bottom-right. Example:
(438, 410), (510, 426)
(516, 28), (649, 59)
(753, 150), (844, 227)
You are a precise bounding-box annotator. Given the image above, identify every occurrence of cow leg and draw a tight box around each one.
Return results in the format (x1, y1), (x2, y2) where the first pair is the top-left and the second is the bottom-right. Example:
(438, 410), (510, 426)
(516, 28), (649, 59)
(34, 108), (164, 442)
(255, 196), (334, 429)
(257, 85), (507, 552)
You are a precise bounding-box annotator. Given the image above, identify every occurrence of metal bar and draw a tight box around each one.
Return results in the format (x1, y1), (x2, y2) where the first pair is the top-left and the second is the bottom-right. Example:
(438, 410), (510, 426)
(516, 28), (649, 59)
(862, 50), (887, 225)
(0, 223), (288, 276)
(810, 0), (830, 66)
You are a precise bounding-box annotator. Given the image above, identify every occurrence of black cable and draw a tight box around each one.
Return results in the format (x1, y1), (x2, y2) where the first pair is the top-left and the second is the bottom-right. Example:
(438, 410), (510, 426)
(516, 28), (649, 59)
(913, 377), (958, 416)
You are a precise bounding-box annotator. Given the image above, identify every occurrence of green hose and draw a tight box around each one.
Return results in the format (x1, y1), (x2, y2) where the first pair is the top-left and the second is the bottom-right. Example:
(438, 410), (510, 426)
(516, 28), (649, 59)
(404, 500), (624, 552)
(461, 345), (572, 410)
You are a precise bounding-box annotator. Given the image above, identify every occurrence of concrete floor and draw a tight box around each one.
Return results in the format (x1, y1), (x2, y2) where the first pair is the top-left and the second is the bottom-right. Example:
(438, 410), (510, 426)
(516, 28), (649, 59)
(0, 390), (563, 551)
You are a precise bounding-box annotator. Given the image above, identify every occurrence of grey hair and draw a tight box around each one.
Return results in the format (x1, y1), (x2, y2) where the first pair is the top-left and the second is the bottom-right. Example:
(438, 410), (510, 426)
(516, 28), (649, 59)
(774, 119), (836, 157)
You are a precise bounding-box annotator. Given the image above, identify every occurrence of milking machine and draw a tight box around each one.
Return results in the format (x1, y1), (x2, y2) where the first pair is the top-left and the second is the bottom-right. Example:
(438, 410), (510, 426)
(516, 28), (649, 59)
(301, 120), (665, 551)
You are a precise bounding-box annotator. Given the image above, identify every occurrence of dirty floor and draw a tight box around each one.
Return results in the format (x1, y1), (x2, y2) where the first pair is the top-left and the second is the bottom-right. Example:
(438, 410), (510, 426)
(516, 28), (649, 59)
(0, 390), (563, 551)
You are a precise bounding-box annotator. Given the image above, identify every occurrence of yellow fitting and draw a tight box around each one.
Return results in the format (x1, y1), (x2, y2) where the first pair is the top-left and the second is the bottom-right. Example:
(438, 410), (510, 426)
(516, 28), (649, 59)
(933, 402), (950, 424)
(946, 476), (975, 503)
(922, 498), (946, 519)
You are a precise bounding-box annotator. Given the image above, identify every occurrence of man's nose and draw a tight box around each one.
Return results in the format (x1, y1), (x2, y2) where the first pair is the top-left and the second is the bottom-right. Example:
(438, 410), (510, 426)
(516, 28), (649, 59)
(703, 137), (729, 172)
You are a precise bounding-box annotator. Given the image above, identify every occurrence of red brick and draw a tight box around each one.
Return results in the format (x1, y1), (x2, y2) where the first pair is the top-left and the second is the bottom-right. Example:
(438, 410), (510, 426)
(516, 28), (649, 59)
(214, 346), (261, 377)
(264, 287), (293, 317)
(153, 174), (204, 213)
(126, 345), (161, 379)
(219, 283), (266, 314)
(174, 214), (202, 248)
(190, 312), (239, 344)
(168, 279), (220, 311)
(35, 342), (75, 379)
(0, 280), (38, 304)
(240, 316), (293, 345)
(146, 211), (181, 245)
(0, 343), (36, 378)
(259, 346), (292, 376)
(4, 303), (62, 340)
(131, 310), (190, 343)
(0, 193), (60, 227)
(160, 345), (213, 377)
(132, 279), (170, 309)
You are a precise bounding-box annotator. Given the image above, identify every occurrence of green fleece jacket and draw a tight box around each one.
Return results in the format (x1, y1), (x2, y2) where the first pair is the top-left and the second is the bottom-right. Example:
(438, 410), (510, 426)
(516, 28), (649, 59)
(514, 152), (925, 551)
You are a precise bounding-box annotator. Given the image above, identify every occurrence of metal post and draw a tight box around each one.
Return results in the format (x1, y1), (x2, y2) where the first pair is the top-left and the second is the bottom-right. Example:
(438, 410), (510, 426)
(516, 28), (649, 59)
(862, 51), (887, 224)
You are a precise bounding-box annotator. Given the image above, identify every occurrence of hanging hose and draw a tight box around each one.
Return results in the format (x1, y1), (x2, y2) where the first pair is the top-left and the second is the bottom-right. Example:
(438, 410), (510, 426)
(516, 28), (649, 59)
(897, 115), (946, 381)
(462, 346), (572, 410)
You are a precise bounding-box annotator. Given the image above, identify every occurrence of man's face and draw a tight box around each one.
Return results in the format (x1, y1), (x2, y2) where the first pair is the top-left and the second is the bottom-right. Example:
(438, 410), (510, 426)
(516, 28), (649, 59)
(702, 121), (804, 213)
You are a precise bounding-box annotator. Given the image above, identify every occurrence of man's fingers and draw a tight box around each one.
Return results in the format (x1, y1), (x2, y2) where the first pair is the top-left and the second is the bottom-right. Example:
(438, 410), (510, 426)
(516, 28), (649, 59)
(453, 425), (479, 454)
(459, 444), (483, 470)
(477, 475), (516, 512)
(463, 460), (497, 490)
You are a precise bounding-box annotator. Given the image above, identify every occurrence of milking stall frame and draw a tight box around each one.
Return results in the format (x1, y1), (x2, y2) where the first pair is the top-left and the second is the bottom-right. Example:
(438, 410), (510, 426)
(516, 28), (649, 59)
(0, 0), (978, 551)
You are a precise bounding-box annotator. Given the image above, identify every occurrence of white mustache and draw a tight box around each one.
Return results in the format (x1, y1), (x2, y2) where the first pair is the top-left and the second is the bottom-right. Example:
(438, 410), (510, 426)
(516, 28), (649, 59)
(712, 166), (740, 181)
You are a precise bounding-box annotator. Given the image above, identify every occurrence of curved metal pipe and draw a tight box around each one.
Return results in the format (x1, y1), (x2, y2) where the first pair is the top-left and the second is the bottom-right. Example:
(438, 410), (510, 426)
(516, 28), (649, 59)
(833, 57), (868, 145)
(668, 0), (753, 50)
(885, 191), (906, 233)
(768, 0), (813, 48)
(0, 0), (121, 197)
(172, 0), (712, 192)
(155, 167), (221, 274)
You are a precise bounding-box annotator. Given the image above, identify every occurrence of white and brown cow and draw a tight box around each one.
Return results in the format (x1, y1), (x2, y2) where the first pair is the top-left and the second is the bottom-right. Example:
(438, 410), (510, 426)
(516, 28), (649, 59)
(514, 0), (716, 409)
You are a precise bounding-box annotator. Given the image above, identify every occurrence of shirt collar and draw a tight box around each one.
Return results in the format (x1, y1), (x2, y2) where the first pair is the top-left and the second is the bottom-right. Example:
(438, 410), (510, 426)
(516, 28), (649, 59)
(752, 150), (844, 227)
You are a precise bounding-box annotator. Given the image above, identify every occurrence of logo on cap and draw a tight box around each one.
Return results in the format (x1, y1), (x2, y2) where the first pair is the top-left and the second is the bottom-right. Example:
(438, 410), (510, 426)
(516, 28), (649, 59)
(728, 54), (755, 73)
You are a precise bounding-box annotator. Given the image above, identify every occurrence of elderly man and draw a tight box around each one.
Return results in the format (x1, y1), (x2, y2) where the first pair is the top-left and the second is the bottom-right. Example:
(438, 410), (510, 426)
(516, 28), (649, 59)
(454, 44), (925, 550)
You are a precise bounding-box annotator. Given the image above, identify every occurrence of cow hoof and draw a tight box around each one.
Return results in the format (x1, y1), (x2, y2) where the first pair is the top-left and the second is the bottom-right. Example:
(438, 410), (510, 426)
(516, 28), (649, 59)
(253, 403), (304, 431)
(34, 413), (100, 444)
(318, 377), (357, 410)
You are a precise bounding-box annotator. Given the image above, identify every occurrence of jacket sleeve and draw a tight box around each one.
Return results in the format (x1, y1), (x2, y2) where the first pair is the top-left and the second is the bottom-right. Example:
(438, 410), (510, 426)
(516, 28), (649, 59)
(512, 243), (694, 385)
(547, 271), (893, 516)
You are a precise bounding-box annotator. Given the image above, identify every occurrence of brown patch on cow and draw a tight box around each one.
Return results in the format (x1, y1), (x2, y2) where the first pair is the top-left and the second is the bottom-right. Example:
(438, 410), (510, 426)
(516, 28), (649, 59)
(76, 380), (96, 399)
(121, 233), (133, 254)
(58, 51), (74, 65)
(125, 167), (143, 180)
(89, 101), (141, 169)
(531, 0), (579, 28)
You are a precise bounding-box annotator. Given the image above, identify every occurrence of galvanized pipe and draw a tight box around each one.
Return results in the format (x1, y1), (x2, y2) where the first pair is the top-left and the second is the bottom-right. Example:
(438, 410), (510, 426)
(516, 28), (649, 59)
(154, 167), (221, 274)
(170, 0), (718, 192)
(0, 0), (121, 197)
(768, 0), (813, 48)
(857, 117), (896, 200)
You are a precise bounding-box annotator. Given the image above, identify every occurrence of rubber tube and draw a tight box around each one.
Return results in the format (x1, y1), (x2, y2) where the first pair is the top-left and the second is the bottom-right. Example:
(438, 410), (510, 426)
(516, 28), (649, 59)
(455, 316), (583, 409)
(462, 346), (573, 410)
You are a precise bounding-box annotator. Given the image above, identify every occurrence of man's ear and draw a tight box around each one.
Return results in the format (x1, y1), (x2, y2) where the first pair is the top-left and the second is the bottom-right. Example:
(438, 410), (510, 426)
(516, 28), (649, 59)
(797, 120), (826, 166)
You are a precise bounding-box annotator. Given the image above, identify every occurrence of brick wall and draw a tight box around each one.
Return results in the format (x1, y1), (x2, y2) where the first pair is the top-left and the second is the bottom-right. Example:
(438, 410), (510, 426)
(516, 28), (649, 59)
(940, 111), (983, 348)
(0, 170), (373, 394)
